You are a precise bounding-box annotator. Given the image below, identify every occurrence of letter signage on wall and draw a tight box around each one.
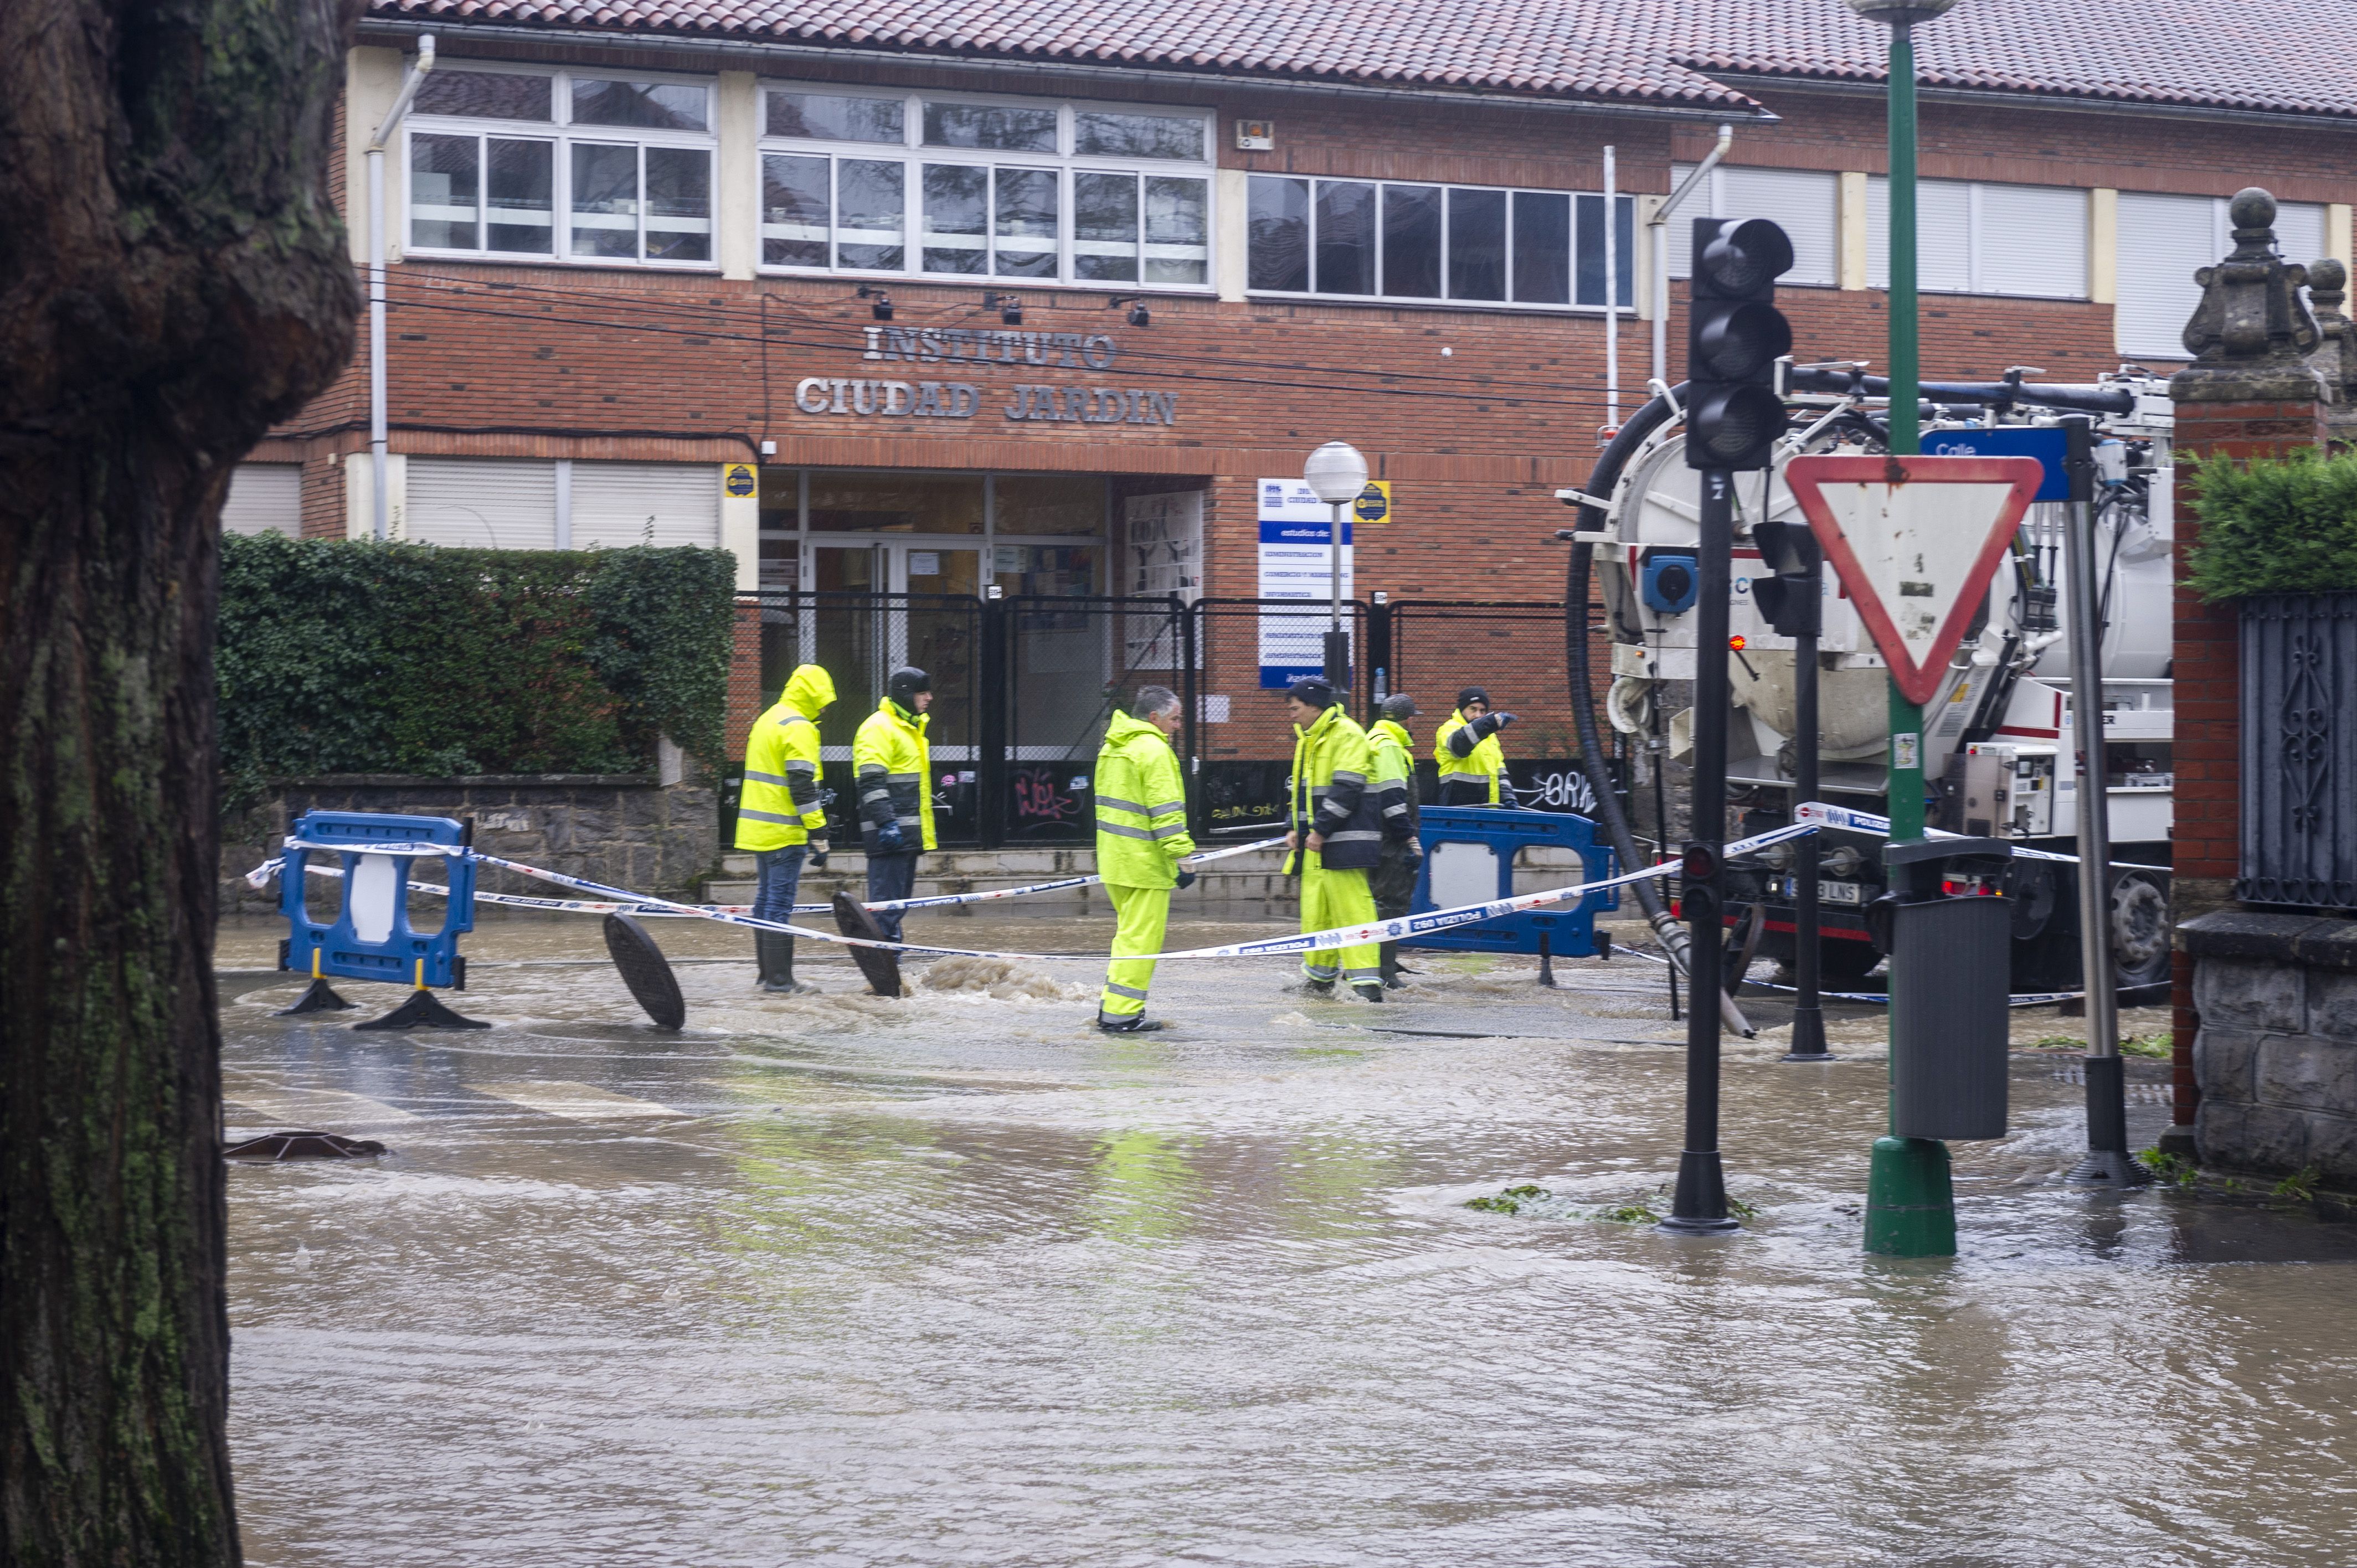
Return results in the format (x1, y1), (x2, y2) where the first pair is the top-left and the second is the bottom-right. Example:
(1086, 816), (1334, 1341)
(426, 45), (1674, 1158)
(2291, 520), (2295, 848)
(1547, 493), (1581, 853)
(794, 332), (1177, 424)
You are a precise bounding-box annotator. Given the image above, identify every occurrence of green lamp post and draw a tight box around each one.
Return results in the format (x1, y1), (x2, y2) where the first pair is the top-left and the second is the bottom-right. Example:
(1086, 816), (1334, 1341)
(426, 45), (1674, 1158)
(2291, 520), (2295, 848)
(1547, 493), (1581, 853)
(1841, 0), (1965, 1257)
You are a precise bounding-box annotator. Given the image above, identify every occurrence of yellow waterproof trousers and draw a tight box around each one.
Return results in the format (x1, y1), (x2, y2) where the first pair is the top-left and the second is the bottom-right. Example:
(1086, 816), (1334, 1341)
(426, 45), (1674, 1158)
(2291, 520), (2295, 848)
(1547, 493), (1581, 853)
(1297, 853), (1382, 988)
(1100, 881), (1171, 1020)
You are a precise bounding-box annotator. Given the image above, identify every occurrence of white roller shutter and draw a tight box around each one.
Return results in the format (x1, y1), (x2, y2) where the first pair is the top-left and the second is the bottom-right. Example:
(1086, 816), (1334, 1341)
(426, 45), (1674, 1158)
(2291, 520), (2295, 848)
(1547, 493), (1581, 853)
(406, 458), (559, 548)
(220, 463), (302, 537)
(572, 462), (720, 549)
(1977, 183), (2088, 298)
(2116, 192), (2219, 360)
(2274, 200), (2328, 269)
(1669, 164), (1839, 286)
(1867, 178), (2082, 298)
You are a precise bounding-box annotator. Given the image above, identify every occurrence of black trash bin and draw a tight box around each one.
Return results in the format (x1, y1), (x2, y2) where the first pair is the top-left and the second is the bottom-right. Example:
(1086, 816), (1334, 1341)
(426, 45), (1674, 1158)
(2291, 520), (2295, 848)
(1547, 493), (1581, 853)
(1872, 838), (2014, 1142)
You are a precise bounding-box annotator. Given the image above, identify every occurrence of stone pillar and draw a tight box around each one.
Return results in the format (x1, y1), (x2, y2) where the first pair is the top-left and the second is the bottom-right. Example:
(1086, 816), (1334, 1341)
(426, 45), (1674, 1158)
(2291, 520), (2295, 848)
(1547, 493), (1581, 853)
(2165, 187), (2332, 1156)
(2305, 257), (2357, 441)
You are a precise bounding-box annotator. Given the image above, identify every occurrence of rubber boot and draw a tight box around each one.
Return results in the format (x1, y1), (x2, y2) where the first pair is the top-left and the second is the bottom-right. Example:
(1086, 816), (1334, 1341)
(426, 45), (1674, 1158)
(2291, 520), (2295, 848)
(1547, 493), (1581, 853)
(1352, 982), (1387, 1003)
(1380, 942), (1403, 989)
(759, 932), (817, 994)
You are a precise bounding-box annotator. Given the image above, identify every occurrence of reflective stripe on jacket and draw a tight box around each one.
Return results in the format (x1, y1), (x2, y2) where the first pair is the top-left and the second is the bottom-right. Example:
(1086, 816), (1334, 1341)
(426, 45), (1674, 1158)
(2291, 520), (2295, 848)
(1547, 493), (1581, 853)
(1286, 705), (1383, 873)
(735, 663), (836, 851)
(1368, 718), (1422, 844)
(852, 698), (935, 852)
(1434, 710), (1504, 805)
(1093, 711), (1196, 888)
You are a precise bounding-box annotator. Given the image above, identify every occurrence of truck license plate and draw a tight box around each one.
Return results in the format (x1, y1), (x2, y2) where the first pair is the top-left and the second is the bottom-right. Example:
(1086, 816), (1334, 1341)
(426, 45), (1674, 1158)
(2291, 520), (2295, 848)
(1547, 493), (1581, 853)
(1782, 877), (1864, 905)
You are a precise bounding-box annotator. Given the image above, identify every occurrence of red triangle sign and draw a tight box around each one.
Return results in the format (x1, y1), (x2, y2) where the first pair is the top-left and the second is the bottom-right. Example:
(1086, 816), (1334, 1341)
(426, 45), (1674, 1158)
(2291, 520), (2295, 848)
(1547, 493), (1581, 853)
(1783, 454), (2046, 705)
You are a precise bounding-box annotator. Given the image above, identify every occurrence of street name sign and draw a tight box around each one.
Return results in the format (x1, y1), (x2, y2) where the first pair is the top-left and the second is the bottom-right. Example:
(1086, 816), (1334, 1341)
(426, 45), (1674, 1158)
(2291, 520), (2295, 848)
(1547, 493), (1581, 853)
(1783, 453), (2044, 705)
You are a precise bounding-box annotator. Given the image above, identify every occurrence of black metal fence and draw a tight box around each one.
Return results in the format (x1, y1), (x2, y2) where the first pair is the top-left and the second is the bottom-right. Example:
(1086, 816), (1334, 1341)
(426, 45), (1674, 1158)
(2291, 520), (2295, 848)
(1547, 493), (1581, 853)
(2240, 592), (2357, 907)
(737, 591), (1617, 848)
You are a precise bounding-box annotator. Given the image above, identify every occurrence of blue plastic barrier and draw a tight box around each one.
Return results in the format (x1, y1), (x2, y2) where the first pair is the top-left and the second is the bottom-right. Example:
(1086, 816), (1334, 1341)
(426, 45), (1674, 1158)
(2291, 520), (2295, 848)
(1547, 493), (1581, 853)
(1406, 806), (1618, 956)
(280, 811), (475, 989)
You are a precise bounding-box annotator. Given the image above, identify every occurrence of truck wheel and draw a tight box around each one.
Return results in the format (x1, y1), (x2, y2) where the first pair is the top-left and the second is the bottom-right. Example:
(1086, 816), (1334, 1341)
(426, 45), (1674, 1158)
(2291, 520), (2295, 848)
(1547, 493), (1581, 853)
(2110, 872), (2171, 989)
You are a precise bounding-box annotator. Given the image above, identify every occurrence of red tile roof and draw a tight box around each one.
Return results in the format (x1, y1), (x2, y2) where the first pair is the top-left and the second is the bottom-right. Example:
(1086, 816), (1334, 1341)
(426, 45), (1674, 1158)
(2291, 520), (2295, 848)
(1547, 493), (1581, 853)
(367, 0), (2357, 121)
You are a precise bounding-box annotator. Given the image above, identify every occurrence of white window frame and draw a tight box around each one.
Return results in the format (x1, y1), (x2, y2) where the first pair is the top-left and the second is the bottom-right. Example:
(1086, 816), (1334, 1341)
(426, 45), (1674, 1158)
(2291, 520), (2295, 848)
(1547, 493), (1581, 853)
(1243, 172), (1636, 314)
(754, 81), (1217, 293)
(404, 62), (719, 271)
(1865, 175), (2090, 300)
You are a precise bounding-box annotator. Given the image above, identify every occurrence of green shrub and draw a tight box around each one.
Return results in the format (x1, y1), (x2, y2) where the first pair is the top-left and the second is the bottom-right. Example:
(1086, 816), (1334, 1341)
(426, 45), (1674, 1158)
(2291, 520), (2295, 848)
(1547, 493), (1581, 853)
(2181, 446), (2357, 600)
(217, 536), (734, 792)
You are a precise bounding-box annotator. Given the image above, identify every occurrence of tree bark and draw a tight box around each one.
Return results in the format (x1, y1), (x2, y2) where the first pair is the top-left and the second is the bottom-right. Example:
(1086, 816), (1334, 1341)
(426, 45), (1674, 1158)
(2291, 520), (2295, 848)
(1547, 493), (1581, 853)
(0, 0), (357, 1560)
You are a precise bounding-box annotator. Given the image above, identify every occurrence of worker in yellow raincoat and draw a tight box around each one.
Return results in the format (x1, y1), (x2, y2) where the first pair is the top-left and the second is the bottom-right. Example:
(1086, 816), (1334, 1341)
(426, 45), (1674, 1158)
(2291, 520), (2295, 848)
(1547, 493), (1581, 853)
(735, 662), (836, 992)
(1434, 685), (1516, 806)
(1092, 685), (1196, 1033)
(1284, 675), (1386, 1001)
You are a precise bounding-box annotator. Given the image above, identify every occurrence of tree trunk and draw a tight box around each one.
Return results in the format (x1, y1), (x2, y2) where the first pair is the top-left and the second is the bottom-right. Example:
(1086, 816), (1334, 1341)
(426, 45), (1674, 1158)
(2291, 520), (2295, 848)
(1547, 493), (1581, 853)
(0, 0), (358, 1560)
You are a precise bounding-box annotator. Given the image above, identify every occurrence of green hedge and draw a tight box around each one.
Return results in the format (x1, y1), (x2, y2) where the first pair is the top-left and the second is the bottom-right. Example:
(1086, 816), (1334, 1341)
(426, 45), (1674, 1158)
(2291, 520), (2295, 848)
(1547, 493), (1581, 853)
(218, 535), (735, 787)
(2183, 446), (2357, 600)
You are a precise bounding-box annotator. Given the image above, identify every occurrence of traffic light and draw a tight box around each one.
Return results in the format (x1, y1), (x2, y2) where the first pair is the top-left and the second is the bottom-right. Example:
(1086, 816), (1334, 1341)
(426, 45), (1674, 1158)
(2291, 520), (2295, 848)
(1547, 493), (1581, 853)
(1685, 218), (1794, 471)
(1748, 517), (1820, 637)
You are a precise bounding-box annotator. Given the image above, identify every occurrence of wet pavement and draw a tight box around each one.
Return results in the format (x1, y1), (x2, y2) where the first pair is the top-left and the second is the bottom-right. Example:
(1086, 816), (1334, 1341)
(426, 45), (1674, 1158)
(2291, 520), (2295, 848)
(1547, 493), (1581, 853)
(217, 912), (2357, 1566)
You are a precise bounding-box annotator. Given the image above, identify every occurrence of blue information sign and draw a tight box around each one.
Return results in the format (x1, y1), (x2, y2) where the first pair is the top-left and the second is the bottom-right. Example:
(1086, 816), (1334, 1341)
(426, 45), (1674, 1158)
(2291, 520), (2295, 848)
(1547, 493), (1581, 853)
(1923, 426), (2069, 501)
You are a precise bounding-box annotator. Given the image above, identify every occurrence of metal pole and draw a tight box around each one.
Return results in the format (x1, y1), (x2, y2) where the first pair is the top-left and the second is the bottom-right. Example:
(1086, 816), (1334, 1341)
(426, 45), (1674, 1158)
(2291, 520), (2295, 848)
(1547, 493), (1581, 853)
(1862, 13), (1955, 1256)
(366, 37), (436, 544)
(1603, 145), (1619, 427)
(1783, 533), (1833, 1061)
(368, 143), (390, 540)
(2060, 415), (2145, 1185)
(1649, 126), (1732, 389)
(1322, 499), (1349, 687)
(1663, 467), (1739, 1234)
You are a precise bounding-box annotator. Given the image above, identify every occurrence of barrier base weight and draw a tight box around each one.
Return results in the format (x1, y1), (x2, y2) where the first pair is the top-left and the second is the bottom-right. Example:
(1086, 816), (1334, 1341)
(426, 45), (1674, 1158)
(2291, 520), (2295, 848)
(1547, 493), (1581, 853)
(354, 987), (491, 1031)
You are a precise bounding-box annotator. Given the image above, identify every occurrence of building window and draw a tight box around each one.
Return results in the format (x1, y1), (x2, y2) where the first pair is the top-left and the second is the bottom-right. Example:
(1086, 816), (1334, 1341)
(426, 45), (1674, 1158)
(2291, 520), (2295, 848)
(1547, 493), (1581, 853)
(1669, 165), (1840, 287)
(406, 65), (714, 267)
(220, 463), (303, 538)
(1247, 174), (1633, 309)
(1866, 177), (2088, 299)
(758, 86), (1213, 288)
(2116, 192), (2327, 360)
(403, 458), (719, 548)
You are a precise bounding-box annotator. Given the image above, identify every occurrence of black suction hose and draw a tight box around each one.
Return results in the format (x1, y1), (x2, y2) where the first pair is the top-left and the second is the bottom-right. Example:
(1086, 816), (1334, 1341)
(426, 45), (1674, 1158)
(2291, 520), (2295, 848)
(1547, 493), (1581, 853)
(1566, 386), (1755, 1036)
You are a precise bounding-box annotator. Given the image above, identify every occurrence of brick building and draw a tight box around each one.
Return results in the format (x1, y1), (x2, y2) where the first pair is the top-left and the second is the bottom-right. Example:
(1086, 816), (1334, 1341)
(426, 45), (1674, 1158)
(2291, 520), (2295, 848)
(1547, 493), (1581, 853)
(233, 0), (2357, 772)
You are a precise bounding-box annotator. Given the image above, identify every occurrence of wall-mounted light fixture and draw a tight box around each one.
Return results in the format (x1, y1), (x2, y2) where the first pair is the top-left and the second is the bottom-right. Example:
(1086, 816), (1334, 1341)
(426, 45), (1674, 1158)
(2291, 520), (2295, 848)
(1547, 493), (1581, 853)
(855, 284), (893, 321)
(982, 291), (1023, 326)
(1107, 295), (1151, 327)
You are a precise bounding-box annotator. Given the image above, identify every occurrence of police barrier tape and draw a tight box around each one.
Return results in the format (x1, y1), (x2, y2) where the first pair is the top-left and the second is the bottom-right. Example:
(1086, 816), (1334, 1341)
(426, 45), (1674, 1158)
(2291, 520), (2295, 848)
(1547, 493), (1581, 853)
(432, 822), (1823, 964)
(1612, 945), (2088, 1009)
(1790, 801), (2170, 872)
(247, 834), (1293, 917)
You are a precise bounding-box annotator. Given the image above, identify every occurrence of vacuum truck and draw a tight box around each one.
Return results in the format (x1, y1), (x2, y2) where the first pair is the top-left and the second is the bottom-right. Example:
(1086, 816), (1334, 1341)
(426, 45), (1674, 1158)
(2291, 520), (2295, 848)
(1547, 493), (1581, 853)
(1564, 364), (2176, 999)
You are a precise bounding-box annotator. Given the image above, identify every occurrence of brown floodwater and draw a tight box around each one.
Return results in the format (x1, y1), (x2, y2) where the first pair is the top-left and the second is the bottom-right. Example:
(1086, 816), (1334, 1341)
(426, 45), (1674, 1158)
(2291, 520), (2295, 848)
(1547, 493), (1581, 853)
(217, 912), (2357, 1566)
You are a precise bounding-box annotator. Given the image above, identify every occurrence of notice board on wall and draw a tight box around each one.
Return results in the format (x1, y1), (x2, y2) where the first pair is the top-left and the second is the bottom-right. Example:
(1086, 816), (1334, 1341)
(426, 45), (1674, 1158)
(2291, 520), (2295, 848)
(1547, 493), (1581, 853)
(1256, 477), (1352, 687)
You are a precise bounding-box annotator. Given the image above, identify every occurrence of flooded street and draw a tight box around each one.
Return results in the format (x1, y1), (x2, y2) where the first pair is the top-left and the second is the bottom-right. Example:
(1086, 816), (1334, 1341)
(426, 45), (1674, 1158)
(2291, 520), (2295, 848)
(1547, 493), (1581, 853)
(217, 914), (2357, 1567)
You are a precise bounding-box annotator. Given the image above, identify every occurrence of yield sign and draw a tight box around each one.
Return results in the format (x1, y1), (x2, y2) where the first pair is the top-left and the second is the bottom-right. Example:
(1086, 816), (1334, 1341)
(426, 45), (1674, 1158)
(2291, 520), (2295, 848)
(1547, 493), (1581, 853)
(1782, 454), (2045, 705)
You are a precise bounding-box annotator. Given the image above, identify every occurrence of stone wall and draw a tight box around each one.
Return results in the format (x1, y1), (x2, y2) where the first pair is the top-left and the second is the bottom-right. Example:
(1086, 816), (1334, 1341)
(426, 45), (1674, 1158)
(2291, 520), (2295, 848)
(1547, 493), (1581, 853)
(220, 776), (718, 916)
(2185, 911), (2357, 1180)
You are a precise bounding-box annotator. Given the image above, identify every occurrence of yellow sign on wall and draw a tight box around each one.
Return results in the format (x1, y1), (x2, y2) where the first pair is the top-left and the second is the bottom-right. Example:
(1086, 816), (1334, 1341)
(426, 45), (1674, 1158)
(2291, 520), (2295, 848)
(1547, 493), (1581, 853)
(1352, 481), (1392, 525)
(723, 462), (758, 499)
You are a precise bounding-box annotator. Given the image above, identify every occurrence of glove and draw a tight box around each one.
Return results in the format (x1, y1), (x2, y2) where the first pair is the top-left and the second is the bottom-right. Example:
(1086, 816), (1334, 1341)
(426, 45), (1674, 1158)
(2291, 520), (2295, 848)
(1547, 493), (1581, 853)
(806, 838), (829, 870)
(1494, 711), (1517, 730)
(876, 821), (907, 853)
(1175, 869), (1198, 890)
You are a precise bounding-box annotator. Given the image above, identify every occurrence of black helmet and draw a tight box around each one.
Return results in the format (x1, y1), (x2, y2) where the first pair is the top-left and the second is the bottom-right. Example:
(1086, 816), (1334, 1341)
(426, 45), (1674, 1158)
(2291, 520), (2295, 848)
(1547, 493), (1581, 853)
(1286, 674), (1339, 709)
(888, 667), (932, 709)
(1381, 693), (1420, 723)
(1457, 685), (1490, 710)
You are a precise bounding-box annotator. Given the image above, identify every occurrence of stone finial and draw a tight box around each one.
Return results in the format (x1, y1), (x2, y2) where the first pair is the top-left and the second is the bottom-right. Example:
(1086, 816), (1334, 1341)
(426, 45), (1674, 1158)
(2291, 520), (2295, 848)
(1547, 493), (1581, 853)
(2174, 186), (2330, 403)
(2307, 256), (2356, 408)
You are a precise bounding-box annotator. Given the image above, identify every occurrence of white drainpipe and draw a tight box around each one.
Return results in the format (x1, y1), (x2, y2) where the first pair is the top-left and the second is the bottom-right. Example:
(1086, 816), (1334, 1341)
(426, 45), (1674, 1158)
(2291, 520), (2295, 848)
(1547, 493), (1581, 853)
(1649, 123), (1733, 391)
(367, 34), (436, 541)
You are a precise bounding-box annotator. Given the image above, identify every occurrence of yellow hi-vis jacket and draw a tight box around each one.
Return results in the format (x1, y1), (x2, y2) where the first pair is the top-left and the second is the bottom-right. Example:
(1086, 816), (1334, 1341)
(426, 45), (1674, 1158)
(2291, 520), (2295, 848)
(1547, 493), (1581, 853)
(1093, 711), (1196, 888)
(852, 698), (935, 851)
(735, 664), (836, 851)
(1285, 705), (1383, 873)
(1367, 718), (1421, 843)
(1434, 709), (1504, 804)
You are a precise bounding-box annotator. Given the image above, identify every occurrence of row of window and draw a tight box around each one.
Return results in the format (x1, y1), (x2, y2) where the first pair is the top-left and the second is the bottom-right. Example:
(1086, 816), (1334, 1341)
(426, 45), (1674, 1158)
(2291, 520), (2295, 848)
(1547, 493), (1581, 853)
(400, 61), (2337, 350)
(1668, 163), (2332, 358)
(1247, 177), (1635, 307)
